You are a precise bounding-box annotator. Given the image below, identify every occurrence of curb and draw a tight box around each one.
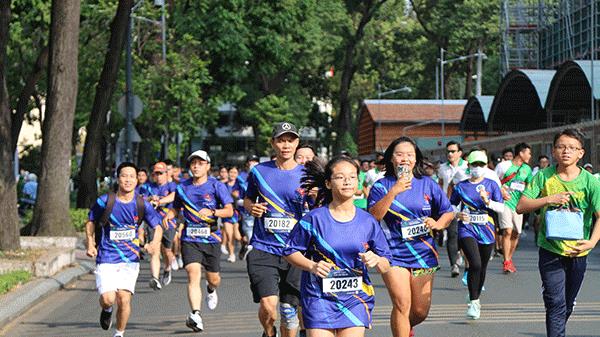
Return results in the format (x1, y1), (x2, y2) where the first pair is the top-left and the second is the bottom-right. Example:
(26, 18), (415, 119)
(0, 259), (95, 329)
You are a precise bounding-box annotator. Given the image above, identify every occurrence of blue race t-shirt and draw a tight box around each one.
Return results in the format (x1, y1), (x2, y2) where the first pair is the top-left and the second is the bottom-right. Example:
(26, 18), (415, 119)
(367, 175), (453, 269)
(246, 161), (306, 256)
(173, 177), (233, 244)
(284, 206), (391, 328)
(139, 181), (177, 229)
(450, 178), (503, 245)
(89, 194), (162, 264)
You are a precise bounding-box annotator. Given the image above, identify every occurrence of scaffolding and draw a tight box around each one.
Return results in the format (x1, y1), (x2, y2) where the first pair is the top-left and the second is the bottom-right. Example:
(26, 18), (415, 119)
(501, 0), (543, 74)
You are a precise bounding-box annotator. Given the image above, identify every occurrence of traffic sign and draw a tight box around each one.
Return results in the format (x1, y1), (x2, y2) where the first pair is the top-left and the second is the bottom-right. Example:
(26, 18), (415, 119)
(118, 95), (143, 119)
(118, 126), (142, 143)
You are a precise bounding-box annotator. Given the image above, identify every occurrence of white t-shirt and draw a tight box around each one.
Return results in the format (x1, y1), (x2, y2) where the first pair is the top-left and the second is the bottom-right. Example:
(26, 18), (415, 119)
(438, 159), (468, 194)
(365, 168), (385, 188)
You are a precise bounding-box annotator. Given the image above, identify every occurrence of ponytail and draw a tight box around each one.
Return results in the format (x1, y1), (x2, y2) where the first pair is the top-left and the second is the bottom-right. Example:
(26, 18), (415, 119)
(301, 156), (359, 208)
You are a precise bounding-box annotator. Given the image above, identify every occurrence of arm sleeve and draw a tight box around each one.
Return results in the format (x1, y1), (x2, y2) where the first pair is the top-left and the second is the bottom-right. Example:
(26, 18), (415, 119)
(245, 168), (259, 200)
(88, 195), (107, 222)
(282, 216), (313, 256)
(449, 186), (461, 206)
(487, 200), (505, 213)
(173, 187), (183, 209)
(369, 218), (392, 261)
(367, 182), (387, 209)
(430, 180), (454, 216)
(143, 201), (162, 228)
(216, 181), (234, 207)
(523, 172), (543, 199)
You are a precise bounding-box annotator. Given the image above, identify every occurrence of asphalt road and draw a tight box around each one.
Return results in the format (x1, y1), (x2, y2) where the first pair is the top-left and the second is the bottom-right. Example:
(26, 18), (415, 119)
(3, 229), (600, 337)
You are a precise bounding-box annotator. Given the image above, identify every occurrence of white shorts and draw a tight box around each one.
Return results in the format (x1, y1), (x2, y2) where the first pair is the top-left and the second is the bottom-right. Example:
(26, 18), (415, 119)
(95, 262), (140, 295)
(498, 207), (523, 234)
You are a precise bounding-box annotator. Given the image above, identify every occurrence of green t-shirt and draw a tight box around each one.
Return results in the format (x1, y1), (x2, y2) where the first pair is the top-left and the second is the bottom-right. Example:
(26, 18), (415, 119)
(354, 171), (367, 209)
(499, 162), (533, 211)
(523, 166), (600, 257)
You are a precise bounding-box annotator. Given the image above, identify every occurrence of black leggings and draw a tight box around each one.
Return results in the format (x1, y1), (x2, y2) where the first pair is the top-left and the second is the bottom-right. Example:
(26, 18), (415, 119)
(459, 237), (494, 301)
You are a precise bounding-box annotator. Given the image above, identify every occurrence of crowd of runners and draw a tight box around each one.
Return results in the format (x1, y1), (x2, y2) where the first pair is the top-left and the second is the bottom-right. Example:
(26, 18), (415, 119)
(84, 122), (600, 337)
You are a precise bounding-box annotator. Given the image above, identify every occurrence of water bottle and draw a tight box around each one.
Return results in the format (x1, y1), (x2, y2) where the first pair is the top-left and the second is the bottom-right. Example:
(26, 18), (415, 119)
(462, 205), (470, 225)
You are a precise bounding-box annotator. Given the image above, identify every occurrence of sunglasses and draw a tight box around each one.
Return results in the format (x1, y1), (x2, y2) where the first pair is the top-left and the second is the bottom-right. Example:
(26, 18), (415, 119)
(447, 150), (458, 154)
(152, 171), (165, 175)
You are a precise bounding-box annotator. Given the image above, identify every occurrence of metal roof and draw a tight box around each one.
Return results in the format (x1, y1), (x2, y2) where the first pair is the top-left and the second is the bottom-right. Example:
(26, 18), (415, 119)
(460, 95), (494, 131)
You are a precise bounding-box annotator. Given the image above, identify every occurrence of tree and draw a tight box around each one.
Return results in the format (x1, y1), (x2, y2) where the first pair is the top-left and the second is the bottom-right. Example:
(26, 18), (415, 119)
(0, 0), (21, 250)
(32, 0), (80, 236)
(336, 0), (387, 152)
(76, 0), (133, 209)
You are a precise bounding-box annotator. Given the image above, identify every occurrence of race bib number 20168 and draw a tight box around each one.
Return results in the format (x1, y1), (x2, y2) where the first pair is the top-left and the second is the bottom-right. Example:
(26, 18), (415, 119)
(187, 227), (211, 238)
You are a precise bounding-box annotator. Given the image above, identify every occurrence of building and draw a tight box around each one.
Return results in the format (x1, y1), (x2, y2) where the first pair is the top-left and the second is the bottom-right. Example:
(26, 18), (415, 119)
(357, 99), (466, 155)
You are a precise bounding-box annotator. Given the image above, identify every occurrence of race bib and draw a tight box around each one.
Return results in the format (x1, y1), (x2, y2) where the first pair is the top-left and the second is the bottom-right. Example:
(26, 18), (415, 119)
(322, 269), (362, 293)
(110, 229), (135, 241)
(509, 181), (525, 192)
(187, 226), (211, 238)
(469, 213), (488, 225)
(264, 213), (296, 232)
(401, 218), (429, 239)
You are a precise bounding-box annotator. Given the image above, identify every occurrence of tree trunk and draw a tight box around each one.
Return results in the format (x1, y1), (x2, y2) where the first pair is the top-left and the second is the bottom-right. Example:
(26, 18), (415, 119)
(76, 0), (133, 208)
(336, 0), (386, 152)
(0, 0), (21, 250)
(33, 0), (80, 236)
(10, 45), (49, 153)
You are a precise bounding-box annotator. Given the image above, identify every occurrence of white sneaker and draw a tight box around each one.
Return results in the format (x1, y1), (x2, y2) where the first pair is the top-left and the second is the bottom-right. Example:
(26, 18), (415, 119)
(170, 258), (179, 271)
(220, 245), (228, 255)
(186, 311), (204, 332)
(466, 299), (481, 320)
(457, 255), (464, 267)
(227, 254), (236, 263)
(177, 255), (184, 269)
(206, 285), (218, 310)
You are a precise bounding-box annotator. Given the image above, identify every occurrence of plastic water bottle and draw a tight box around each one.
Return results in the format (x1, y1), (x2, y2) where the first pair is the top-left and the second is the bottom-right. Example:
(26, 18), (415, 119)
(462, 205), (470, 225)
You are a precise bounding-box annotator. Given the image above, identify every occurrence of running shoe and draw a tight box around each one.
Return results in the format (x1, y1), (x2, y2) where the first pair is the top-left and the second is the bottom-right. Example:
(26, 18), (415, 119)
(507, 260), (517, 273)
(149, 277), (162, 291)
(177, 255), (184, 269)
(261, 327), (278, 337)
(451, 264), (460, 278)
(171, 258), (179, 271)
(456, 255), (464, 267)
(186, 311), (204, 332)
(162, 270), (172, 286)
(462, 270), (468, 287)
(409, 328), (415, 337)
(220, 245), (228, 255)
(503, 260), (517, 273)
(113, 333), (123, 337)
(466, 299), (481, 320)
(239, 243), (248, 261)
(206, 284), (218, 310)
(99, 308), (112, 330)
(243, 244), (253, 261)
(227, 254), (236, 263)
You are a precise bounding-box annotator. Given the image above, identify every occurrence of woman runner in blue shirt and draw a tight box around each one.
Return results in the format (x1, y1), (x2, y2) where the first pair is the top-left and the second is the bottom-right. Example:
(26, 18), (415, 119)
(368, 137), (454, 337)
(450, 150), (504, 320)
(284, 156), (392, 337)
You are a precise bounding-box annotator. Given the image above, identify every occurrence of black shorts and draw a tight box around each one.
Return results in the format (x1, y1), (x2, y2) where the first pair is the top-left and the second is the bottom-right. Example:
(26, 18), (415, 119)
(246, 248), (300, 306)
(146, 225), (176, 249)
(181, 241), (221, 272)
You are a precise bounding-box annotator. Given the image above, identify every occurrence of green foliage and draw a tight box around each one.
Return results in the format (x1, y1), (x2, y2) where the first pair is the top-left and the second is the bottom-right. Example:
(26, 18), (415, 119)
(338, 132), (358, 157)
(0, 270), (32, 295)
(69, 209), (89, 232)
(18, 145), (42, 176)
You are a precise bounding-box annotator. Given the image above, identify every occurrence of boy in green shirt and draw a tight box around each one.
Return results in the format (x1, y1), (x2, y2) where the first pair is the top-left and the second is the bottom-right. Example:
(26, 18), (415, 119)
(517, 128), (600, 337)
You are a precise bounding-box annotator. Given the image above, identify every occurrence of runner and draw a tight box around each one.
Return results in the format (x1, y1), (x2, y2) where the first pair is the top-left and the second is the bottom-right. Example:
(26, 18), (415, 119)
(368, 136), (454, 337)
(139, 161), (178, 288)
(160, 150), (234, 332)
(238, 155), (260, 260)
(85, 162), (163, 337)
(294, 143), (316, 165)
(449, 151), (504, 320)
(363, 152), (385, 197)
(437, 141), (468, 278)
(284, 156), (391, 337)
(517, 128), (600, 337)
(222, 165), (243, 263)
(495, 142), (533, 273)
(243, 122), (305, 337)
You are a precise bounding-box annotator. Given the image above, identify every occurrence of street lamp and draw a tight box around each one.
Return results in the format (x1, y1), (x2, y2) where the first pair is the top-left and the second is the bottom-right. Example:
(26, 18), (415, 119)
(125, 0), (167, 162)
(439, 48), (486, 146)
(375, 84), (411, 150)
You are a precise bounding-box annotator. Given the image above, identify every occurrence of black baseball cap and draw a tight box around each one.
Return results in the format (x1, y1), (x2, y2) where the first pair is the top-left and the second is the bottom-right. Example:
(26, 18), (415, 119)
(272, 122), (300, 139)
(246, 154), (259, 162)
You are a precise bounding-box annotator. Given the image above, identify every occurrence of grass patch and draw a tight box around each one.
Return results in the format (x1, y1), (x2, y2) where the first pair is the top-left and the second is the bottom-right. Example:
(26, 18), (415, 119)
(0, 270), (31, 295)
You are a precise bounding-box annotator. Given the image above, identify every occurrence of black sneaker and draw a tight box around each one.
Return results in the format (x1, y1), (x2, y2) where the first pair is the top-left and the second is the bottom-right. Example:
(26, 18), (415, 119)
(149, 277), (162, 291)
(99, 309), (112, 330)
(238, 243), (247, 261)
(162, 270), (172, 286)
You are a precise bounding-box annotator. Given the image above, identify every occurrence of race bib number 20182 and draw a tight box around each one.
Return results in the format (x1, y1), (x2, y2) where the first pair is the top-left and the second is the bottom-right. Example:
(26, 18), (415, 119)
(264, 217), (295, 232)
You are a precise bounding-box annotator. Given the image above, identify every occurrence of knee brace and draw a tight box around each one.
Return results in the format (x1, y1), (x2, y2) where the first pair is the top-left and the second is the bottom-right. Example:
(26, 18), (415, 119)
(279, 303), (299, 329)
